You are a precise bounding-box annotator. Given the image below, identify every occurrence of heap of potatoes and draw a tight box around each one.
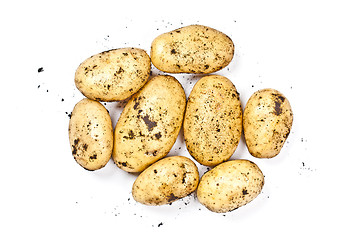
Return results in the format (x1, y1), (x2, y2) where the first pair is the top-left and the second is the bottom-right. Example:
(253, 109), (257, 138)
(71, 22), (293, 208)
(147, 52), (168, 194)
(69, 25), (293, 213)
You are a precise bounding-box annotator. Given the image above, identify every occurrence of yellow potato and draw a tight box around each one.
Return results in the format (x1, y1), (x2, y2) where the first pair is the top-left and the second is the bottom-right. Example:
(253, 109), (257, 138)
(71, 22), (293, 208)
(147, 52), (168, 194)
(132, 156), (199, 205)
(151, 25), (234, 74)
(184, 75), (242, 166)
(75, 48), (151, 101)
(243, 88), (293, 158)
(68, 98), (113, 170)
(113, 75), (186, 172)
(197, 160), (264, 213)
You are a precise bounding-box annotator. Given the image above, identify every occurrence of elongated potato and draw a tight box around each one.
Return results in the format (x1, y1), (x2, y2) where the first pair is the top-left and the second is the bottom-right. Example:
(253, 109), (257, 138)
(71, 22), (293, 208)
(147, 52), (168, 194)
(197, 160), (264, 213)
(113, 75), (186, 172)
(68, 98), (113, 170)
(75, 48), (151, 102)
(151, 25), (234, 74)
(243, 88), (293, 158)
(184, 75), (242, 166)
(132, 156), (199, 205)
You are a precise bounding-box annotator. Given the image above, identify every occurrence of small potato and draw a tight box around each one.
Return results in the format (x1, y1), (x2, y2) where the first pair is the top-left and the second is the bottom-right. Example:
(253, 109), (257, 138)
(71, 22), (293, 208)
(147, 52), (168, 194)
(132, 156), (199, 205)
(113, 75), (186, 172)
(68, 98), (113, 170)
(197, 160), (264, 213)
(75, 48), (151, 102)
(184, 75), (242, 166)
(243, 88), (293, 158)
(151, 25), (234, 74)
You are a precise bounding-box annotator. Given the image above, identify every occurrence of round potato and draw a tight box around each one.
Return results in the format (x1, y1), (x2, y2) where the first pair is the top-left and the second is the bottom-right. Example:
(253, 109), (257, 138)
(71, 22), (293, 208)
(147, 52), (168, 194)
(243, 88), (293, 158)
(75, 48), (151, 102)
(113, 75), (186, 172)
(68, 98), (113, 170)
(132, 156), (199, 205)
(184, 75), (242, 166)
(151, 25), (234, 74)
(197, 160), (264, 213)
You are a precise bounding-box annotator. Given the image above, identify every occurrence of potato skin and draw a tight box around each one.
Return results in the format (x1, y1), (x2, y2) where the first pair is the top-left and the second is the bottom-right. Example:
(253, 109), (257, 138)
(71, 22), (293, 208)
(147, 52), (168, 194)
(68, 98), (113, 170)
(151, 25), (234, 74)
(113, 75), (186, 172)
(243, 88), (293, 158)
(197, 160), (264, 213)
(184, 75), (242, 166)
(132, 156), (199, 205)
(75, 48), (151, 102)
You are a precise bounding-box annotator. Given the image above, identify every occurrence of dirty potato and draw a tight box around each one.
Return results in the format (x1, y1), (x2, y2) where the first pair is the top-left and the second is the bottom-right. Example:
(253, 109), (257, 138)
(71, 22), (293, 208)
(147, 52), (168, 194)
(184, 75), (242, 166)
(243, 88), (293, 158)
(151, 25), (234, 74)
(132, 156), (199, 205)
(197, 159), (264, 213)
(75, 48), (151, 101)
(113, 75), (186, 172)
(68, 98), (113, 170)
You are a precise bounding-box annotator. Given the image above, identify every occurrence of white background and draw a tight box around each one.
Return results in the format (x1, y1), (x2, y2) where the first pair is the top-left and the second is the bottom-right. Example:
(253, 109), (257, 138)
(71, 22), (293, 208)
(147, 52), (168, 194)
(1, 0), (360, 239)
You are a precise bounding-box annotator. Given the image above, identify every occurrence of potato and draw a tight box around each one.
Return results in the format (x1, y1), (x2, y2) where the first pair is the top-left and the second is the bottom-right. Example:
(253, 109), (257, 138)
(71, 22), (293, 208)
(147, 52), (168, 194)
(243, 88), (293, 158)
(151, 25), (234, 74)
(132, 156), (199, 205)
(183, 75), (242, 166)
(68, 98), (113, 170)
(113, 75), (186, 172)
(75, 48), (151, 102)
(197, 160), (264, 213)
